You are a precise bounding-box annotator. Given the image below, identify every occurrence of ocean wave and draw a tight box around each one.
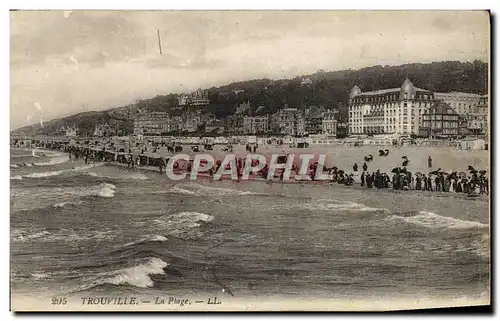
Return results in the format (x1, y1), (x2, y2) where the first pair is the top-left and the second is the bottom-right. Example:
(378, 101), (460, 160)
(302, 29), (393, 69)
(77, 257), (169, 289)
(31, 272), (50, 280)
(103, 257), (168, 288)
(153, 211), (214, 237)
(122, 235), (168, 248)
(11, 228), (51, 243)
(167, 186), (197, 195)
(51, 201), (84, 208)
(11, 182), (117, 209)
(34, 155), (69, 166)
(94, 183), (116, 198)
(86, 171), (149, 181)
(10, 162), (35, 167)
(386, 211), (489, 231)
(10, 175), (23, 180)
(12, 227), (117, 244)
(298, 199), (388, 213)
(176, 182), (270, 197)
(20, 163), (103, 179)
(11, 154), (35, 158)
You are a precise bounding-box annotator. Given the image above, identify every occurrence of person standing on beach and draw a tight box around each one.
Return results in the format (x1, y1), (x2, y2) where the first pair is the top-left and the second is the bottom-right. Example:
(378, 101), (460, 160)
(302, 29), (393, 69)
(428, 156), (433, 168)
(366, 173), (372, 188)
(353, 163), (358, 172)
(416, 175), (422, 190)
(361, 172), (365, 187)
(362, 162), (368, 172)
(427, 175), (433, 191)
(434, 175), (441, 192)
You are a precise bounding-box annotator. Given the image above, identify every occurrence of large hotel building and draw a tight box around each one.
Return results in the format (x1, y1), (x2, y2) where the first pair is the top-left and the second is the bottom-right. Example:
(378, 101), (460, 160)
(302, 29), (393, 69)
(348, 79), (435, 135)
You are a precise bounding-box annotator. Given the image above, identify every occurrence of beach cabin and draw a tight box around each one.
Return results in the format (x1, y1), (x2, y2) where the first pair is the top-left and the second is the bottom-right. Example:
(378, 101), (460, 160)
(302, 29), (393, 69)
(460, 138), (486, 151)
(213, 136), (228, 145)
(246, 136), (257, 144)
(282, 135), (294, 145)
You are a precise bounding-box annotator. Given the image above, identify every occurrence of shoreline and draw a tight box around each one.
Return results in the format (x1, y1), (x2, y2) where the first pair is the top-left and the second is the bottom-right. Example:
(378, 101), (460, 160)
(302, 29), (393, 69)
(103, 161), (489, 202)
(11, 145), (489, 202)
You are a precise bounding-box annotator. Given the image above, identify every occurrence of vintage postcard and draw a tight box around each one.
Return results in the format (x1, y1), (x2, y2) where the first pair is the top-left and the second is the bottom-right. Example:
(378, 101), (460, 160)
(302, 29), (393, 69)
(10, 10), (490, 311)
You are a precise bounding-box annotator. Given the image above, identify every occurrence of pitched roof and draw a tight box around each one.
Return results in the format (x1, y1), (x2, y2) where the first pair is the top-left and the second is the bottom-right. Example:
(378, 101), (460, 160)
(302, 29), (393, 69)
(424, 101), (459, 115)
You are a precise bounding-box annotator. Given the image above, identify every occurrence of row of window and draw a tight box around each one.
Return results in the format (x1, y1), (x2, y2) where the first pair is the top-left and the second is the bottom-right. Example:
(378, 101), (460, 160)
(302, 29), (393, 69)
(351, 93), (433, 103)
(422, 122), (459, 128)
(422, 115), (459, 121)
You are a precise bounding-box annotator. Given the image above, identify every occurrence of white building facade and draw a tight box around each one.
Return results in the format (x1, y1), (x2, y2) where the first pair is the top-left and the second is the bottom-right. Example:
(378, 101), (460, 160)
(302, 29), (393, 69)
(322, 111), (338, 136)
(348, 79), (435, 135)
(434, 91), (481, 116)
(243, 116), (269, 134)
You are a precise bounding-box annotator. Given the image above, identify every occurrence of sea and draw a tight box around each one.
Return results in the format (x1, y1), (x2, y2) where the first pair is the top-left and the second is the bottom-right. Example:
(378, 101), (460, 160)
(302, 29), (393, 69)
(10, 147), (490, 308)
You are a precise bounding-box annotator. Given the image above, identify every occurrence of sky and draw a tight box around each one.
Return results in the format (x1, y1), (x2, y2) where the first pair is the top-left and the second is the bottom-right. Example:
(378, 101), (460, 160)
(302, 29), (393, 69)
(10, 10), (489, 130)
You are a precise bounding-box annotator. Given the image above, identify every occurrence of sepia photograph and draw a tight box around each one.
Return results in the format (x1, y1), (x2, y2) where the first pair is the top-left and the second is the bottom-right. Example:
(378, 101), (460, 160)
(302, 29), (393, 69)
(9, 10), (490, 312)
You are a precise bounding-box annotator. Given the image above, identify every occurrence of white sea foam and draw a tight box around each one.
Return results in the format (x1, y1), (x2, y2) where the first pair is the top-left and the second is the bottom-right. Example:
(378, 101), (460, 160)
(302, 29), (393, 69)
(153, 211), (214, 236)
(10, 175), (23, 180)
(24, 169), (67, 178)
(180, 182), (260, 196)
(11, 154), (34, 158)
(11, 228), (51, 243)
(300, 199), (388, 213)
(101, 257), (169, 288)
(31, 272), (50, 280)
(86, 170), (149, 180)
(387, 211), (489, 230)
(21, 163), (103, 179)
(123, 235), (168, 248)
(168, 186), (196, 195)
(34, 155), (69, 166)
(10, 164), (19, 168)
(51, 201), (83, 208)
(42, 229), (116, 243)
(95, 183), (116, 198)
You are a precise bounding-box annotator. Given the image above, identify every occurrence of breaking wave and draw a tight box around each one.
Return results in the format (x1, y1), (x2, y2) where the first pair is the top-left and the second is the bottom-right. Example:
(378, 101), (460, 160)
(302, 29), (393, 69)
(11, 228), (51, 243)
(10, 175), (23, 180)
(85, 170), (149, 180)
(298, 199), (388, 213)
(51, 201), (84, 208)
(167, 186), (196, 195)
(11, 227), (116, 244)
(172, 182), (276, 197)
(10, 164), (18, 168)
(69, 257), (169, 291)
(122, 235), (168, 248)
(101, 257), (168, 288)
(152, 211), (214, 238)
(95, 183), (116, 198)
(19, 163), (103, 179)
(386, 211), (489, 230)
(34, 155), (69, 166)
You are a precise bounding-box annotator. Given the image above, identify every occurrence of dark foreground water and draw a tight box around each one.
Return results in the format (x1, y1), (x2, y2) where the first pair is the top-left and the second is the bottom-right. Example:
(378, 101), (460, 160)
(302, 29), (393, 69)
(10, 148), (490, 307)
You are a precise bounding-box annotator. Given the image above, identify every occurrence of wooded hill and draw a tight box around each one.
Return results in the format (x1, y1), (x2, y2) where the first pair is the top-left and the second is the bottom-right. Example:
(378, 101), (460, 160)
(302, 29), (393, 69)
(13, 60), (488, 136)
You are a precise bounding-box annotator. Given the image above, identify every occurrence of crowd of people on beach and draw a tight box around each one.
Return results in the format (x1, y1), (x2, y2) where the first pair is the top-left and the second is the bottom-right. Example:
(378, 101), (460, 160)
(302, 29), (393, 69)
(349, 154), (489, 196)
(14, 139), (489, 197)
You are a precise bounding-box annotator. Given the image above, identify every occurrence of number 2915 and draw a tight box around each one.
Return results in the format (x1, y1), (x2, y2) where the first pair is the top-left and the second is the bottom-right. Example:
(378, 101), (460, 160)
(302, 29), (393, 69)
(51, 297), (67, 305)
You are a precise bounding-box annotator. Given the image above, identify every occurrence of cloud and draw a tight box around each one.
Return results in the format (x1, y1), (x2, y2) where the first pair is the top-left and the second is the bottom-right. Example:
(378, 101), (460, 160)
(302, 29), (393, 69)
(10, 11), (489, 130)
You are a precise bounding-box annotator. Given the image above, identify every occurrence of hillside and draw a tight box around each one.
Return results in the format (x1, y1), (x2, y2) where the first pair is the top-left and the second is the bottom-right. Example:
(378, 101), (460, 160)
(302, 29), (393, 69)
(13, 60), (488, 136)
